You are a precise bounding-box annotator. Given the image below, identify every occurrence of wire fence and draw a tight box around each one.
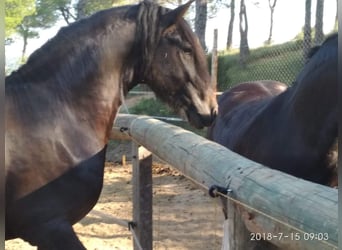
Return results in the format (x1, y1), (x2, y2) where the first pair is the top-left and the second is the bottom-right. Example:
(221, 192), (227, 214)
(129, 30), (337, 102)
(214, 31), (337, 91)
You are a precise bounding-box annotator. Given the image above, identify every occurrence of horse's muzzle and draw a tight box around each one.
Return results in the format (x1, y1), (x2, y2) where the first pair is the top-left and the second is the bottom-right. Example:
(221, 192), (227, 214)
(187, 106), (217, 129)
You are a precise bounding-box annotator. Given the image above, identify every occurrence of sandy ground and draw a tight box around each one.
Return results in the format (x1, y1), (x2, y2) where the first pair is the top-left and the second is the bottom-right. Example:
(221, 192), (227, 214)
(5, 161), (225, 250)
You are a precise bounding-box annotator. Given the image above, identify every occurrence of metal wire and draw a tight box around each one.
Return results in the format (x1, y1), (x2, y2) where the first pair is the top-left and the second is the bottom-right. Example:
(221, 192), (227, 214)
(129, 223), (144, 250)
(89, 210), (145, 250)
(181, 173), (337, 250)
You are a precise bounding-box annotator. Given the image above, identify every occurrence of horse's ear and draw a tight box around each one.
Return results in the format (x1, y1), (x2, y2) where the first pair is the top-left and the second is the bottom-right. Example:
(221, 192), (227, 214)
(160, 0), (194, 30)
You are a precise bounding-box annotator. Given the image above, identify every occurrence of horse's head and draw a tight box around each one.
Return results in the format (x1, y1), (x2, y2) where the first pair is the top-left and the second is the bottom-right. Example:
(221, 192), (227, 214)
(133, 1), (217, 129)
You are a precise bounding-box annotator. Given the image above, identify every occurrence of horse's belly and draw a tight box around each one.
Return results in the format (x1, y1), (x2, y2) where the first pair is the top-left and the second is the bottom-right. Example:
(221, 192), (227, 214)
(5, 147), (107, 240)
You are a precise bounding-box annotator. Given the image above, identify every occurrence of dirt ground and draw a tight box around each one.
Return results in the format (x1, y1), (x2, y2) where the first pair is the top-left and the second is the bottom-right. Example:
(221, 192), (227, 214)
(5, 154), (225, 250)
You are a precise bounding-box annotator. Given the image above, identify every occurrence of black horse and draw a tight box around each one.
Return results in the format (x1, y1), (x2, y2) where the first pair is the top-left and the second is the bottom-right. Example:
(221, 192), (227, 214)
(5, 1), (218, 249)
(208, 34), (338, 186)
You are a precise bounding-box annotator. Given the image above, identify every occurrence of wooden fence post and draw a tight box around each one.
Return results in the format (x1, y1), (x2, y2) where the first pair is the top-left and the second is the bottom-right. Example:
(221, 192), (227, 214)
(132, 142), (153, 250)
(225, 195), (258, 250)
(211, 29), (218, 88)
(225, 198), (279, 250)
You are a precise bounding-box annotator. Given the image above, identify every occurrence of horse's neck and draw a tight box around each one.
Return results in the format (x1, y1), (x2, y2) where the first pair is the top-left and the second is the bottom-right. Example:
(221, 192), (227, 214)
(8, 17), (137, 150)
(66, 22), (137, 146)
(281, 62), (337, 148)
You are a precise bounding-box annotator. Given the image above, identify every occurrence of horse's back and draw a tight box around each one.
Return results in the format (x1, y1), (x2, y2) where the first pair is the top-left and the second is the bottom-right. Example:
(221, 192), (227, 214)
(207, 80), (287, 144)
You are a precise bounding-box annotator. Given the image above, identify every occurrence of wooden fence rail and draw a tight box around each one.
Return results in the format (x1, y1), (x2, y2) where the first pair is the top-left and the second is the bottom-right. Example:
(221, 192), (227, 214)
(111, 114), (338, 250)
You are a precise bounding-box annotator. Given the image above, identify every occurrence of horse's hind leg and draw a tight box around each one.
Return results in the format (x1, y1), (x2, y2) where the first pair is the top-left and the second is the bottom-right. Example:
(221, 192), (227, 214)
(21, 219), (86, 250)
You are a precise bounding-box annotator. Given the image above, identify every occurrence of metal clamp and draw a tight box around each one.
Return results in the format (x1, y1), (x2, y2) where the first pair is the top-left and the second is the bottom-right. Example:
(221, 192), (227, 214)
(209, 185), (233, 198)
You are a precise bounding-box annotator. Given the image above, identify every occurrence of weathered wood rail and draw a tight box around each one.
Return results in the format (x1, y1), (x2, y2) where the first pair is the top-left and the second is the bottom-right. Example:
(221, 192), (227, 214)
(111, 114), (338, 250)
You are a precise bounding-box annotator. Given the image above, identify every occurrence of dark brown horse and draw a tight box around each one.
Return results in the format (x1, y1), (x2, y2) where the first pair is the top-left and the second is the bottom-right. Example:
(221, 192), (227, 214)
(5, 1), (217, 249)
(208, 34), (338, 187)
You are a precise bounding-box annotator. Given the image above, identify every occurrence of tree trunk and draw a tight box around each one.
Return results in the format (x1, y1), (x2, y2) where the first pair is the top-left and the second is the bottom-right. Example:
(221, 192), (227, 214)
(303, 0), (311, 60)
(21, 34), (28, 63)
(211, 29), (218, 87)
(266, 0), (278, 45)
(226, 0), (235, 50)
(195, 0), (207, 51)
(18, 24), (29, 63)
(59, 7), (74, 24)
(239, 0), (249, 68)
(76, 0), (87, 20)
(314, 0), (324, 45)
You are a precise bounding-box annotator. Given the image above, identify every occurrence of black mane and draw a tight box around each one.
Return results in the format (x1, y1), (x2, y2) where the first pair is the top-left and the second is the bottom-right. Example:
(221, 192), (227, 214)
(6, 1), (202, 91)
(6, 6), (132, 86)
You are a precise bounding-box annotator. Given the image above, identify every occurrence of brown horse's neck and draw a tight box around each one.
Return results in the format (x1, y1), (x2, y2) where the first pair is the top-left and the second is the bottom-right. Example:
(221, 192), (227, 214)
(6, 9), (138, 150)
(66, 23), (138, 147)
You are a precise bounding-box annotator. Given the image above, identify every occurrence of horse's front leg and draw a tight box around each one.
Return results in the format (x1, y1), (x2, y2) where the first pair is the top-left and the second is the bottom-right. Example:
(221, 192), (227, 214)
(21, 219), (86, 250)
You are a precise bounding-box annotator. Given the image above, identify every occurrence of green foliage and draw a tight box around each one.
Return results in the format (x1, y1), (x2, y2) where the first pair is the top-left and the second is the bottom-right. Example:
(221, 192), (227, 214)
(112, 0), (137, 7)
(5, 0), (36, 37)
(129, 98), (176, 117)
(82, 0), (116, 17)
(27, 0), (59, 29)
(128, 98), (207, 135)
(14, 0), (60, 61)
(216, 40), (305, 90)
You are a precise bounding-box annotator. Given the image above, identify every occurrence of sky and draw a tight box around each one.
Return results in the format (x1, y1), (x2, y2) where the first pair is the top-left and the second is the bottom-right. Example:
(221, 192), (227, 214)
(205, 0), (337, 49)
(5, 0), (337, 71)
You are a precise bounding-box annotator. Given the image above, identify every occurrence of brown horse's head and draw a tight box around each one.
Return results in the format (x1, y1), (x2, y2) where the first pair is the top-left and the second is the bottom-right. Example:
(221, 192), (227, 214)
(132, 1), (217, 129)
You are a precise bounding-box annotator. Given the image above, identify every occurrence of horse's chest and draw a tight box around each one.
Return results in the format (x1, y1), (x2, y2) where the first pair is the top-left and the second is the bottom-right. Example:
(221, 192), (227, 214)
(6, 147), (107, 238)
(6, 123), (104, 199)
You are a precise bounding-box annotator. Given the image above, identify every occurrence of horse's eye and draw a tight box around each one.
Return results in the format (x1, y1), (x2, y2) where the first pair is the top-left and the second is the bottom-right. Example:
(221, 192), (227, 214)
(182, 47), (193, 55)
